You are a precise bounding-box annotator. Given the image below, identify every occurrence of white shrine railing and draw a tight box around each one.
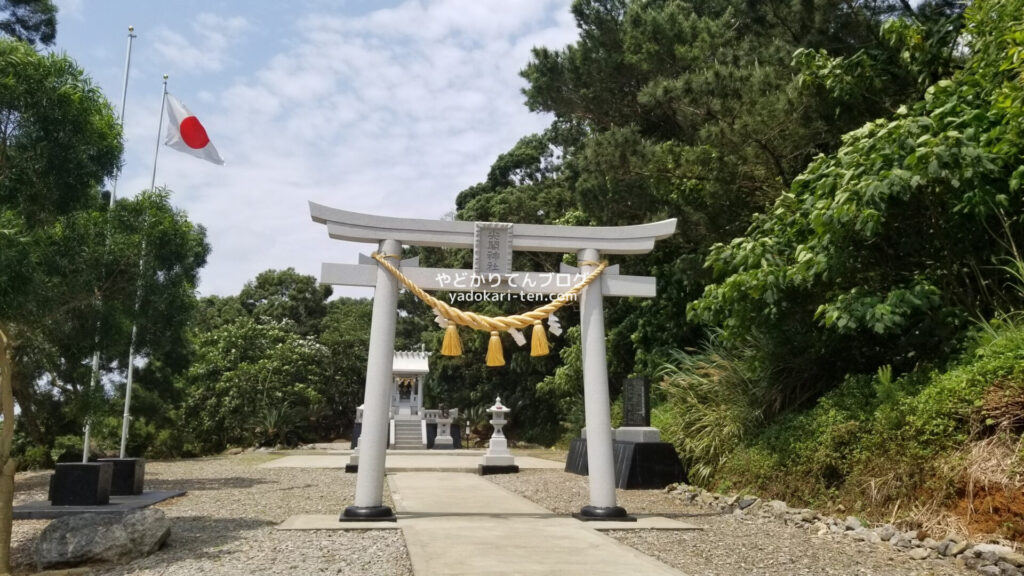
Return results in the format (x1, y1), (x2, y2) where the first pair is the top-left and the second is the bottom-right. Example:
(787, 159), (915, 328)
(357, 405), (459, 423)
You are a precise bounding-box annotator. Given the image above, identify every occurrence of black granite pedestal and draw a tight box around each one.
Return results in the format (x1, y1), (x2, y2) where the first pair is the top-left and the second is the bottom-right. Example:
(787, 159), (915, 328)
(565, 437), (686, 489)
(97, 457), (145, 495)
(339, 505), (396, 522)
(48, 462), (113, 506)
(572, 505), (636, 522)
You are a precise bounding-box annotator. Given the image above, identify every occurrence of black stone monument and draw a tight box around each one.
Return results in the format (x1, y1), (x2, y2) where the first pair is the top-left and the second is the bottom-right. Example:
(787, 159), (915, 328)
(97, 457), (145, 495)
(49, 462), (113, 506)
(622, 377), (650, 427)
(565, 377), (686, 489)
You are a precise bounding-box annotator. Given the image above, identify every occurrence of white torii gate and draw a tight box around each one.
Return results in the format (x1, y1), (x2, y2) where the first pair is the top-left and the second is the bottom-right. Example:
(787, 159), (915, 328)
(310, 202), (676, 521)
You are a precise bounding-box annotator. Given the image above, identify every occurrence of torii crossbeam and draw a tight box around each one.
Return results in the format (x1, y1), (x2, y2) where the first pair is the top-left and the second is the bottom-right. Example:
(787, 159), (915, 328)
(310, 202), (676, 521)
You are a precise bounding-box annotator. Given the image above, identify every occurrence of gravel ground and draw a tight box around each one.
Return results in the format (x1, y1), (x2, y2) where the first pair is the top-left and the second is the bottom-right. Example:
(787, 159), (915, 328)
(10, 454), (412, 576)
(486, 469), (972, 576)
(9, 455), (978, 575)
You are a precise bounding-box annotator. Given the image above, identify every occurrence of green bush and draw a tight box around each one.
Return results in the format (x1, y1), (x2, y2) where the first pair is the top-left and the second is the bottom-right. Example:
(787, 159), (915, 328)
(18, 445), (50, 470)
(716, 321), (1024, 514)
(656, 337), (773, 485)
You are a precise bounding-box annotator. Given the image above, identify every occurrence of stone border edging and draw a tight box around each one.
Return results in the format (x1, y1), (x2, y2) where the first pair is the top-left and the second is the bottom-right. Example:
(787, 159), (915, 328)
(665, 483), (1023, 576)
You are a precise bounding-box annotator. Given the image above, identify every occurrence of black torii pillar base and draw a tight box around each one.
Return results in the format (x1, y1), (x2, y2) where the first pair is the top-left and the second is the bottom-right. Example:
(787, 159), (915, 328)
(339, 505), (396, 522)
(573, 505), (636, 522)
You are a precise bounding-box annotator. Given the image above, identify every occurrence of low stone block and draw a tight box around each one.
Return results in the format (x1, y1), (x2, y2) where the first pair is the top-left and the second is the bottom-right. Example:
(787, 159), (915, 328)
(49, 463), (113, 506)
(97, 458), (145, 496)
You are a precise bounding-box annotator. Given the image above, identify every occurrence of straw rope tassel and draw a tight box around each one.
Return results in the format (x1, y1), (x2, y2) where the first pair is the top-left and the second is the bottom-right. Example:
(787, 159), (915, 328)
(441, 324), (463, 356)
(531, 320), (549, 357)
(486, 331), (505, 366)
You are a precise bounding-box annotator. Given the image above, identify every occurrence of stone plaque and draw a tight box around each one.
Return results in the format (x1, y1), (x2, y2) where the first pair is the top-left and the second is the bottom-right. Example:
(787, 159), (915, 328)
(473, 222), (513, 276)
(622, 377), (650, 427)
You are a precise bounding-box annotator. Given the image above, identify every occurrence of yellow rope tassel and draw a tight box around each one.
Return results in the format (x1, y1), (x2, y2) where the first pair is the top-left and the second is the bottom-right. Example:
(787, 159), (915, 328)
(486, 331), (505, 367)
(531, 321), (549, 357)
(369, 252), (608, 365)
(441, 324), (463, 356)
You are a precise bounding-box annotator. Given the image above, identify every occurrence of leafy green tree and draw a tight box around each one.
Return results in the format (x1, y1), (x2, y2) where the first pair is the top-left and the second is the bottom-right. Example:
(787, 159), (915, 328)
(182, 274), (373, 448)
(692, 0), (1024, 395)
(318, 297), (373, 437)
(6, 190), (209, 454)
(239, 268), (332, 336)
(0, 37), (121, 574)
(437, 0), (965, 442)
(180, 318), (330, 452)
(0, 0), (56, 47)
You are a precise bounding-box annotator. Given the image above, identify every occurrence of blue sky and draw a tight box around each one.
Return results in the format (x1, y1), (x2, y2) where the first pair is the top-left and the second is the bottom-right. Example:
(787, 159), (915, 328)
(52, 0), (577, 297)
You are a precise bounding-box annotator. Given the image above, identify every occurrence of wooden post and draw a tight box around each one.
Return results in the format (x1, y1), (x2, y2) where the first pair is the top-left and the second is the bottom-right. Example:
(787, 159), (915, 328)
(0, 326), (17, 575)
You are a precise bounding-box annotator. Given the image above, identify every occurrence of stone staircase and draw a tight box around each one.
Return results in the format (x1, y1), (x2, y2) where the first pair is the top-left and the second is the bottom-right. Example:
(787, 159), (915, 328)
(392, 419), (424, 449)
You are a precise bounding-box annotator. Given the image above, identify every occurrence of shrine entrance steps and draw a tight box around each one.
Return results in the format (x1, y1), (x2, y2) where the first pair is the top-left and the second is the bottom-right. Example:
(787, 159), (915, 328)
(393, 419), (424, 450)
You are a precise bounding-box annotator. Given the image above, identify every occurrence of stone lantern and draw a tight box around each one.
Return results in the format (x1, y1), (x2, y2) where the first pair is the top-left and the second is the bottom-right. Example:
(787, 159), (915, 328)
(478, 396), (518, 475)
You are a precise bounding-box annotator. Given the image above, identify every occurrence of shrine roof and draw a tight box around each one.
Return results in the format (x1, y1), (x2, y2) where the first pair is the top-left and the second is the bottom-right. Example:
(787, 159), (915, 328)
(393, 350), (430, 375)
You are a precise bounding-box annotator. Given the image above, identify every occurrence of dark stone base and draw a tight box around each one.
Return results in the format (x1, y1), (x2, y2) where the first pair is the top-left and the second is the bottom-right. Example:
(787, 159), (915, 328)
(477, 464), (519, 476)
(49, 463), (112, 506)
(344, 464), (358, 473)
(565, 437), (686, 489)
(572, 505), (636, 522)
(426, 423), (462, 449)
(340, 505), (396, 522)
(97, 457), (145, 495)
(350, 423), (361, 449)
(15, 490), (185, 519)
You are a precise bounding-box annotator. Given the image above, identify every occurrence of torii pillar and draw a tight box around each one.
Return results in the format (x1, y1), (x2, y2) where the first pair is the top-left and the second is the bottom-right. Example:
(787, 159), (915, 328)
(310, 202), (676, 521)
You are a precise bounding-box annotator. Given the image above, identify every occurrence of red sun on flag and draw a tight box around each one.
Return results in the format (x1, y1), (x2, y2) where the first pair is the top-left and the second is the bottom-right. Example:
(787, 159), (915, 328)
(179, 116), (211, 150)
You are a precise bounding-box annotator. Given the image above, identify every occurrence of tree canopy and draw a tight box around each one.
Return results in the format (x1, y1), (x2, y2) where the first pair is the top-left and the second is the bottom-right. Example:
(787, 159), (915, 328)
(0, 0), (56, 47)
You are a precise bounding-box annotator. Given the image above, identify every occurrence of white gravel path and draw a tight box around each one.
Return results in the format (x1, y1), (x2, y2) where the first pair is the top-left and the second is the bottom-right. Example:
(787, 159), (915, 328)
(8, 453), (979, 575)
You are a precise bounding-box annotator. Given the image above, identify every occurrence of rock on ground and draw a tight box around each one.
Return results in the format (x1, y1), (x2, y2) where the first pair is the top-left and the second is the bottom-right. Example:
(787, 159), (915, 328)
(36, 508), (170, 569)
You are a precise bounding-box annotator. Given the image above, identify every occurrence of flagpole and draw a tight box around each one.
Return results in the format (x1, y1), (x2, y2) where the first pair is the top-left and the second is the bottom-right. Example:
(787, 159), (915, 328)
(150, 75), (168, 192)
(110, 25), (137, 202)
(84, 25), (138, 463)
(119, 74), (167, 458)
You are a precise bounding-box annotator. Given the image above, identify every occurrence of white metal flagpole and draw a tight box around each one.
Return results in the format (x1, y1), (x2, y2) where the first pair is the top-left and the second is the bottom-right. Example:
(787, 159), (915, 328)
(150, 75), (168, 192)
(84, 25), (138, 463)
(118, 74), (167, 458)
(109, 25), (137, 203)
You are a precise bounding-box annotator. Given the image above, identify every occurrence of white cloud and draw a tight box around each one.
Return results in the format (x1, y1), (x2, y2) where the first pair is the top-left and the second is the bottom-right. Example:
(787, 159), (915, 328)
(54, 0), (84, 20)
(121, 0), (578, 297)
(151, 13), (251, 74)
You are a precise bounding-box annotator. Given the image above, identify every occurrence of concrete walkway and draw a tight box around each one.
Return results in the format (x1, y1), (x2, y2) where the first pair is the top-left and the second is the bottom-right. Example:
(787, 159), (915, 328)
(260, 452), (564, 471)
(388, 472), (684, 576)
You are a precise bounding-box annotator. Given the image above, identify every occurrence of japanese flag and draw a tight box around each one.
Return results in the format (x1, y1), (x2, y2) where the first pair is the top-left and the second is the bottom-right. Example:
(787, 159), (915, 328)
(164, 93), (224, 165)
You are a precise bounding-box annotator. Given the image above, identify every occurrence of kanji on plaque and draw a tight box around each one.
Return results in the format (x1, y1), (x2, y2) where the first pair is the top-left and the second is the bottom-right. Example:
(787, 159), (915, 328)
(473, 222), (513, 276)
